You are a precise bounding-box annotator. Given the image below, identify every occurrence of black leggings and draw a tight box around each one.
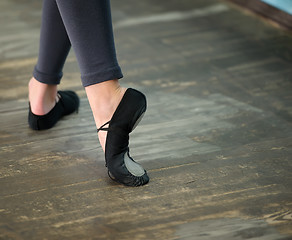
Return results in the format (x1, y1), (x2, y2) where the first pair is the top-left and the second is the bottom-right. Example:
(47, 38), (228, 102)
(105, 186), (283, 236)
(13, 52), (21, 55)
(33, 0), (123, 87)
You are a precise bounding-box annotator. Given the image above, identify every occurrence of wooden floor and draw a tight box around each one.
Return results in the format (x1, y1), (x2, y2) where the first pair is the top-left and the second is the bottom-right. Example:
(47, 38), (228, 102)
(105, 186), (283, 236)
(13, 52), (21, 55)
(1, 0), (292, 239)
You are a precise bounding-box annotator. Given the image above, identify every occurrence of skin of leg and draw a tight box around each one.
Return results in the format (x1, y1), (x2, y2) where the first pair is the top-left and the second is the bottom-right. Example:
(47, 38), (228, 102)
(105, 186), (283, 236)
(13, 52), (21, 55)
(85, 79), (126, 152)
(28, 77), (58, 115)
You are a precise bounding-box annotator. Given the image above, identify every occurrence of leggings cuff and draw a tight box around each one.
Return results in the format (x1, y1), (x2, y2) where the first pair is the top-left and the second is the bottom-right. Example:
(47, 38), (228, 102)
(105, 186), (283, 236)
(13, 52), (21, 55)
(33, 66), (62, 85)
(81, 65), (123, 87)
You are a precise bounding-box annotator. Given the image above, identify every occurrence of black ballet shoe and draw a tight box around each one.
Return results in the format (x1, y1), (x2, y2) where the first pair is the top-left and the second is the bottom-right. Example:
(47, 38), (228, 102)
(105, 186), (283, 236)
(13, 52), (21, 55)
(28, 90), (79, 130)
(97, 88), (149, 187)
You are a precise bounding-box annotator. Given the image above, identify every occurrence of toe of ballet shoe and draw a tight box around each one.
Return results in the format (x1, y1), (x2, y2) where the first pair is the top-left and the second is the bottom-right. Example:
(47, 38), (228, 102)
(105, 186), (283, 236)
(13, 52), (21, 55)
(28, 90), (79, 130)
(108, 169), (149, 187)
(107, 151), (149, 187)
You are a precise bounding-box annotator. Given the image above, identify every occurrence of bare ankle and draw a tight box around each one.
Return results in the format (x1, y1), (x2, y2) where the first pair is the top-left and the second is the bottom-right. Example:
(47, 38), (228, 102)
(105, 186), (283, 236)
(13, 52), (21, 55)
(85, 80), (127, 152)
(85, 80), (126, 126)
(29, 77), (58, 115)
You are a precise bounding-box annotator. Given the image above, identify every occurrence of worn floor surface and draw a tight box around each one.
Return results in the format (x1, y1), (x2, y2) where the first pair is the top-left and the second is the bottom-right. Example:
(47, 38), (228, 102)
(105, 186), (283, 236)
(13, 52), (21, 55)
(0, 0), (292, 239)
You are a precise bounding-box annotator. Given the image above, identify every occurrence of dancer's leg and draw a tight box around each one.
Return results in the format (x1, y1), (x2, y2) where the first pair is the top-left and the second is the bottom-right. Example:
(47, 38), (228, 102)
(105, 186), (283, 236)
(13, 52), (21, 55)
(55, 0), (124, 151)
(29, 0), (71, 115)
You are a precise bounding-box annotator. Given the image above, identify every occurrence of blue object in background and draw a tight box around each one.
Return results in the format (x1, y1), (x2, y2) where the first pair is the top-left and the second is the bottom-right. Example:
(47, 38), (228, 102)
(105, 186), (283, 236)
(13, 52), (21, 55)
(261, 0), (292, 15)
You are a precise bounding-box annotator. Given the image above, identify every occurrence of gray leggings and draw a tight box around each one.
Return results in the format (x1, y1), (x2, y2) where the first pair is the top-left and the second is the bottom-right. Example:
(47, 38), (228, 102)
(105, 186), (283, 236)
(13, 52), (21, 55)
(33, 0), (123, 87)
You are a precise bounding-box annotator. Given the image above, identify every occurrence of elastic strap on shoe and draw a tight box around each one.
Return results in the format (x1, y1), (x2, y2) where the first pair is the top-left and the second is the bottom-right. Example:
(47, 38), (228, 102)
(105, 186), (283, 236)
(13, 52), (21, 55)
(97, 120), (111, 133)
